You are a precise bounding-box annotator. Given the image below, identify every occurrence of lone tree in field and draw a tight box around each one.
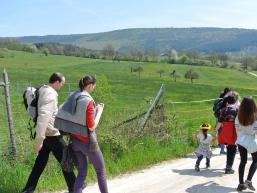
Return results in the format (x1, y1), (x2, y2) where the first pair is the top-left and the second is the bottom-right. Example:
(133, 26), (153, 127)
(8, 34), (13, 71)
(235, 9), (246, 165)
(133, 66), (144, 80)
(170, 70), (180, 82)
(184, 69), (199, 83)
(157, 69), (165, 78)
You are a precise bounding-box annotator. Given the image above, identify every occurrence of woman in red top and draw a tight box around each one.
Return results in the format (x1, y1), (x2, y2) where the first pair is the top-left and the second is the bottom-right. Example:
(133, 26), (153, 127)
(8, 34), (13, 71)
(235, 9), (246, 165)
(71, 75), (108, 193)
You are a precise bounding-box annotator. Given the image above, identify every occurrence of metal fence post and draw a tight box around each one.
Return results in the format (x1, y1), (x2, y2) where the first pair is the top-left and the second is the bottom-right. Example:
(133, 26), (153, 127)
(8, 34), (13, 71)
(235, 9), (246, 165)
(3, 68), (17, 157)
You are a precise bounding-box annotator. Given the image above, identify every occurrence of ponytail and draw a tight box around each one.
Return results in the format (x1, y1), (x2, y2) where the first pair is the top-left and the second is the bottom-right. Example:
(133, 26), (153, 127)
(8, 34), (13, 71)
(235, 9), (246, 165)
(79, 78), (84, 91)
(78, 75), (96, 91)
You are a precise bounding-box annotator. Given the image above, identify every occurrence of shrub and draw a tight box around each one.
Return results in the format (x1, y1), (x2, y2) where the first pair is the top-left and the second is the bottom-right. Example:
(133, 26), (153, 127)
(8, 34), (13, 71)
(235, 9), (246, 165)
(99, 133), (127, 161)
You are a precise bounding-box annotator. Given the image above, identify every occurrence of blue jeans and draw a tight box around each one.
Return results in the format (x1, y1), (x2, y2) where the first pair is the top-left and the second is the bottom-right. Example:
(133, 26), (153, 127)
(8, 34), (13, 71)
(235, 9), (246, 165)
(72, 138), (108, 193)
(196, 155), (210, 167)
(219, 144), (225, 152)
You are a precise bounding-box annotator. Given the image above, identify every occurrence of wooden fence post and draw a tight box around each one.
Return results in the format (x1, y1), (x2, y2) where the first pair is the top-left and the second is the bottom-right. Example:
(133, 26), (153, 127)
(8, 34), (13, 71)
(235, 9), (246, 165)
(2, 68), (17, 157)
(140, 84), (165, 129)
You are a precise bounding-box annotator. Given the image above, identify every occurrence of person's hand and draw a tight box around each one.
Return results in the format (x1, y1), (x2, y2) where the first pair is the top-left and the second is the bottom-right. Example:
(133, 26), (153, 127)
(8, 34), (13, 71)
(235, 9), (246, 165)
(34, 143), (43, 152)
(97, 103), (104, 110)
(211, 136), (216, 145)
(96, 104), (104, 114)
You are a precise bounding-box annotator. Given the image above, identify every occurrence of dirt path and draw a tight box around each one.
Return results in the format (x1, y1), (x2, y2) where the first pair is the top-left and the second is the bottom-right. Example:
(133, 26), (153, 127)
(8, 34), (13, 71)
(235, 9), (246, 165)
(53, 148), (256, 193)
(247, 71), (257, 78)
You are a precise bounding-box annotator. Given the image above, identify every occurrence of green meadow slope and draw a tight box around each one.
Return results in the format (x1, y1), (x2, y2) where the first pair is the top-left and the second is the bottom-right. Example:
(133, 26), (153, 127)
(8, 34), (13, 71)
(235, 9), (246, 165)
(0, 50), (257, 192)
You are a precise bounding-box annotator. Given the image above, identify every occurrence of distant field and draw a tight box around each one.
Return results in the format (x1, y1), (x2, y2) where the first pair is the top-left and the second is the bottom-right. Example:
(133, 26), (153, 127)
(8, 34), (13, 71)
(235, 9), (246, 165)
(1, 50), (256, 114)
(1, 50), (257, 192)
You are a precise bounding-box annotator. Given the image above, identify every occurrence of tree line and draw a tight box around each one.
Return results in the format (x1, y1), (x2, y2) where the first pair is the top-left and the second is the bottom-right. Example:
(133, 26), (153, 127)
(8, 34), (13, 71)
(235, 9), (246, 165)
(1, 38), (257, 71)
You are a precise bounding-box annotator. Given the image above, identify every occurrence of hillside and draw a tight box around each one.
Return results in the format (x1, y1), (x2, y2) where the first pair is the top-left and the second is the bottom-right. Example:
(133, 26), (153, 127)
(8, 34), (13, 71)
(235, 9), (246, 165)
(1, 50), (257, 192)
(16, 27), (257, 53)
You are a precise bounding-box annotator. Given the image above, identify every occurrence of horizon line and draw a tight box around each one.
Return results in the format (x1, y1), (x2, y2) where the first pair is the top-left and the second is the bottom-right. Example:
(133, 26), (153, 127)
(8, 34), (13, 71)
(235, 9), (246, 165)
(2, 26), (257, 38)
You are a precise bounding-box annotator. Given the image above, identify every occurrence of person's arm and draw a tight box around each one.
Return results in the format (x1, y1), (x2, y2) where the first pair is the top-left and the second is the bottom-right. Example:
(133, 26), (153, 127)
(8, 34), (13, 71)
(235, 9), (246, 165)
(212, 122), (222, 144)
(235, 116), (240, 136)
(194, 130), (199, 142)
(213, 122), (222, 136)
(212, 108), (225, 143)
(252, 120), (257, 136)
(86, 101), (104, 131)
(35, 91), (55, 151)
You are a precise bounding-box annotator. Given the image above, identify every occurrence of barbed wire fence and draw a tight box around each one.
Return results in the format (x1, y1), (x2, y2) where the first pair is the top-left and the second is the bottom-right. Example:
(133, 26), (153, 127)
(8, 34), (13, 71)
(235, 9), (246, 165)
(0, 69), (229, 161)
(1, 90), (216, 159)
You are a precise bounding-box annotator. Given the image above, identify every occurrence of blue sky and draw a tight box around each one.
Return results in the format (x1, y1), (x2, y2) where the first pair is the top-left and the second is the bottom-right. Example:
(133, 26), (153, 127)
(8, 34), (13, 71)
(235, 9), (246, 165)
(1, 0), (257, 37)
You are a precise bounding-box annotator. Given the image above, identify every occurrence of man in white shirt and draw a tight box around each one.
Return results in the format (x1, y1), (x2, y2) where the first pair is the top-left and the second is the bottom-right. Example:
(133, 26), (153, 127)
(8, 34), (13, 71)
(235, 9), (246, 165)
(22, 72), (76, 193)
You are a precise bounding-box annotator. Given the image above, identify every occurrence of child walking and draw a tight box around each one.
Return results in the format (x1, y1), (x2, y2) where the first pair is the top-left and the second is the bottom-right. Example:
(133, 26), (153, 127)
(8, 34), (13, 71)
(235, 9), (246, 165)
(235, 96), (257, 191)
(194, 123), (213, 172)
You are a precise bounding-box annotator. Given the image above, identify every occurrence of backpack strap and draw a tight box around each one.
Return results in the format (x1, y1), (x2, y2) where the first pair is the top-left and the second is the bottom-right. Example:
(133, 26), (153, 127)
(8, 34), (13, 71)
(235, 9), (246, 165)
(33, 86), (41, 124)
(27, 118), (36, 140)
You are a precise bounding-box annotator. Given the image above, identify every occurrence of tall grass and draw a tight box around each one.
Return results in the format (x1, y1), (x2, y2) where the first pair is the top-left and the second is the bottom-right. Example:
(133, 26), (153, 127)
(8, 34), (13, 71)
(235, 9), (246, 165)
(1, 50), (257, 192)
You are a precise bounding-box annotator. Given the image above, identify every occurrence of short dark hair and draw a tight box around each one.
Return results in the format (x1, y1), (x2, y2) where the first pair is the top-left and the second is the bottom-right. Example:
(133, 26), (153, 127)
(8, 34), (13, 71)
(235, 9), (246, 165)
(225, 95), (236, 105)
(79, 75), (96, 91)
(219, 87), (232, 98)
(49, 72), (64, 84)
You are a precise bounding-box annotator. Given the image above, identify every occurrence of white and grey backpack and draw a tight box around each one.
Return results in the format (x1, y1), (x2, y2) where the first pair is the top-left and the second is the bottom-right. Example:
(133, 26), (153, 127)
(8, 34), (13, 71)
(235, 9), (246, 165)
(23, 86), (41, 139)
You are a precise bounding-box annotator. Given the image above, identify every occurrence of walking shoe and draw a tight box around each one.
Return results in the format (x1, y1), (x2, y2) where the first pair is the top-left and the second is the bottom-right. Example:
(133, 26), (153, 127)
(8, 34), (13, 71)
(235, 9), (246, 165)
(237, 184), (247, 191)
(69, 183), (86, 193)
(220, 151), (226, 154)
(225, 168), (235, 174)
(21, 186), (35, 193)
(245, 180), (255, 191)
(206, 164), (210, 169)
(21, 190), (34, 193)
(195, 165), (200, 172)
(82, 182), (87, 190)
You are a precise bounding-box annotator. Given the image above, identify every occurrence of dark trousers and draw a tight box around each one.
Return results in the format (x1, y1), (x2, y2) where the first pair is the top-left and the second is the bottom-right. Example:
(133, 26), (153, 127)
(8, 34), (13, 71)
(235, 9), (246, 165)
(226, 144), (237, 169)
(22, 136), (76, 192)
(195, 155), (210, 167)
(238, 144), (257, 184)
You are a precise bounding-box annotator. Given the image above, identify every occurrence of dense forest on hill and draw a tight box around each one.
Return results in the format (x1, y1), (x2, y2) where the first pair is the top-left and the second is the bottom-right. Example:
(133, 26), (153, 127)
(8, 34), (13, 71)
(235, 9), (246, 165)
(16, 28), (257, 53)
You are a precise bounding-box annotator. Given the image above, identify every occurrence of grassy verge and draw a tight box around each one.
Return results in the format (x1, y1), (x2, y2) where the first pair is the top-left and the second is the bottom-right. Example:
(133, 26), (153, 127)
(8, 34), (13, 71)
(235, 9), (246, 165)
(0, 136), (196, 193)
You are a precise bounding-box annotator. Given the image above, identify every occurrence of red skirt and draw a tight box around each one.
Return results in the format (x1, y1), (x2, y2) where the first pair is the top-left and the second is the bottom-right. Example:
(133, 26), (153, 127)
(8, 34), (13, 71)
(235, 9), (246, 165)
(219, 122), (237, 145)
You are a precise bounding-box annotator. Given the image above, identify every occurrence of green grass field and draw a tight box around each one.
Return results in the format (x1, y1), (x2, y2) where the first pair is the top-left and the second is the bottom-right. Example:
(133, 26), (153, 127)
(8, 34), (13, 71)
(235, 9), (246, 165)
(0, 49), (257, 192)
